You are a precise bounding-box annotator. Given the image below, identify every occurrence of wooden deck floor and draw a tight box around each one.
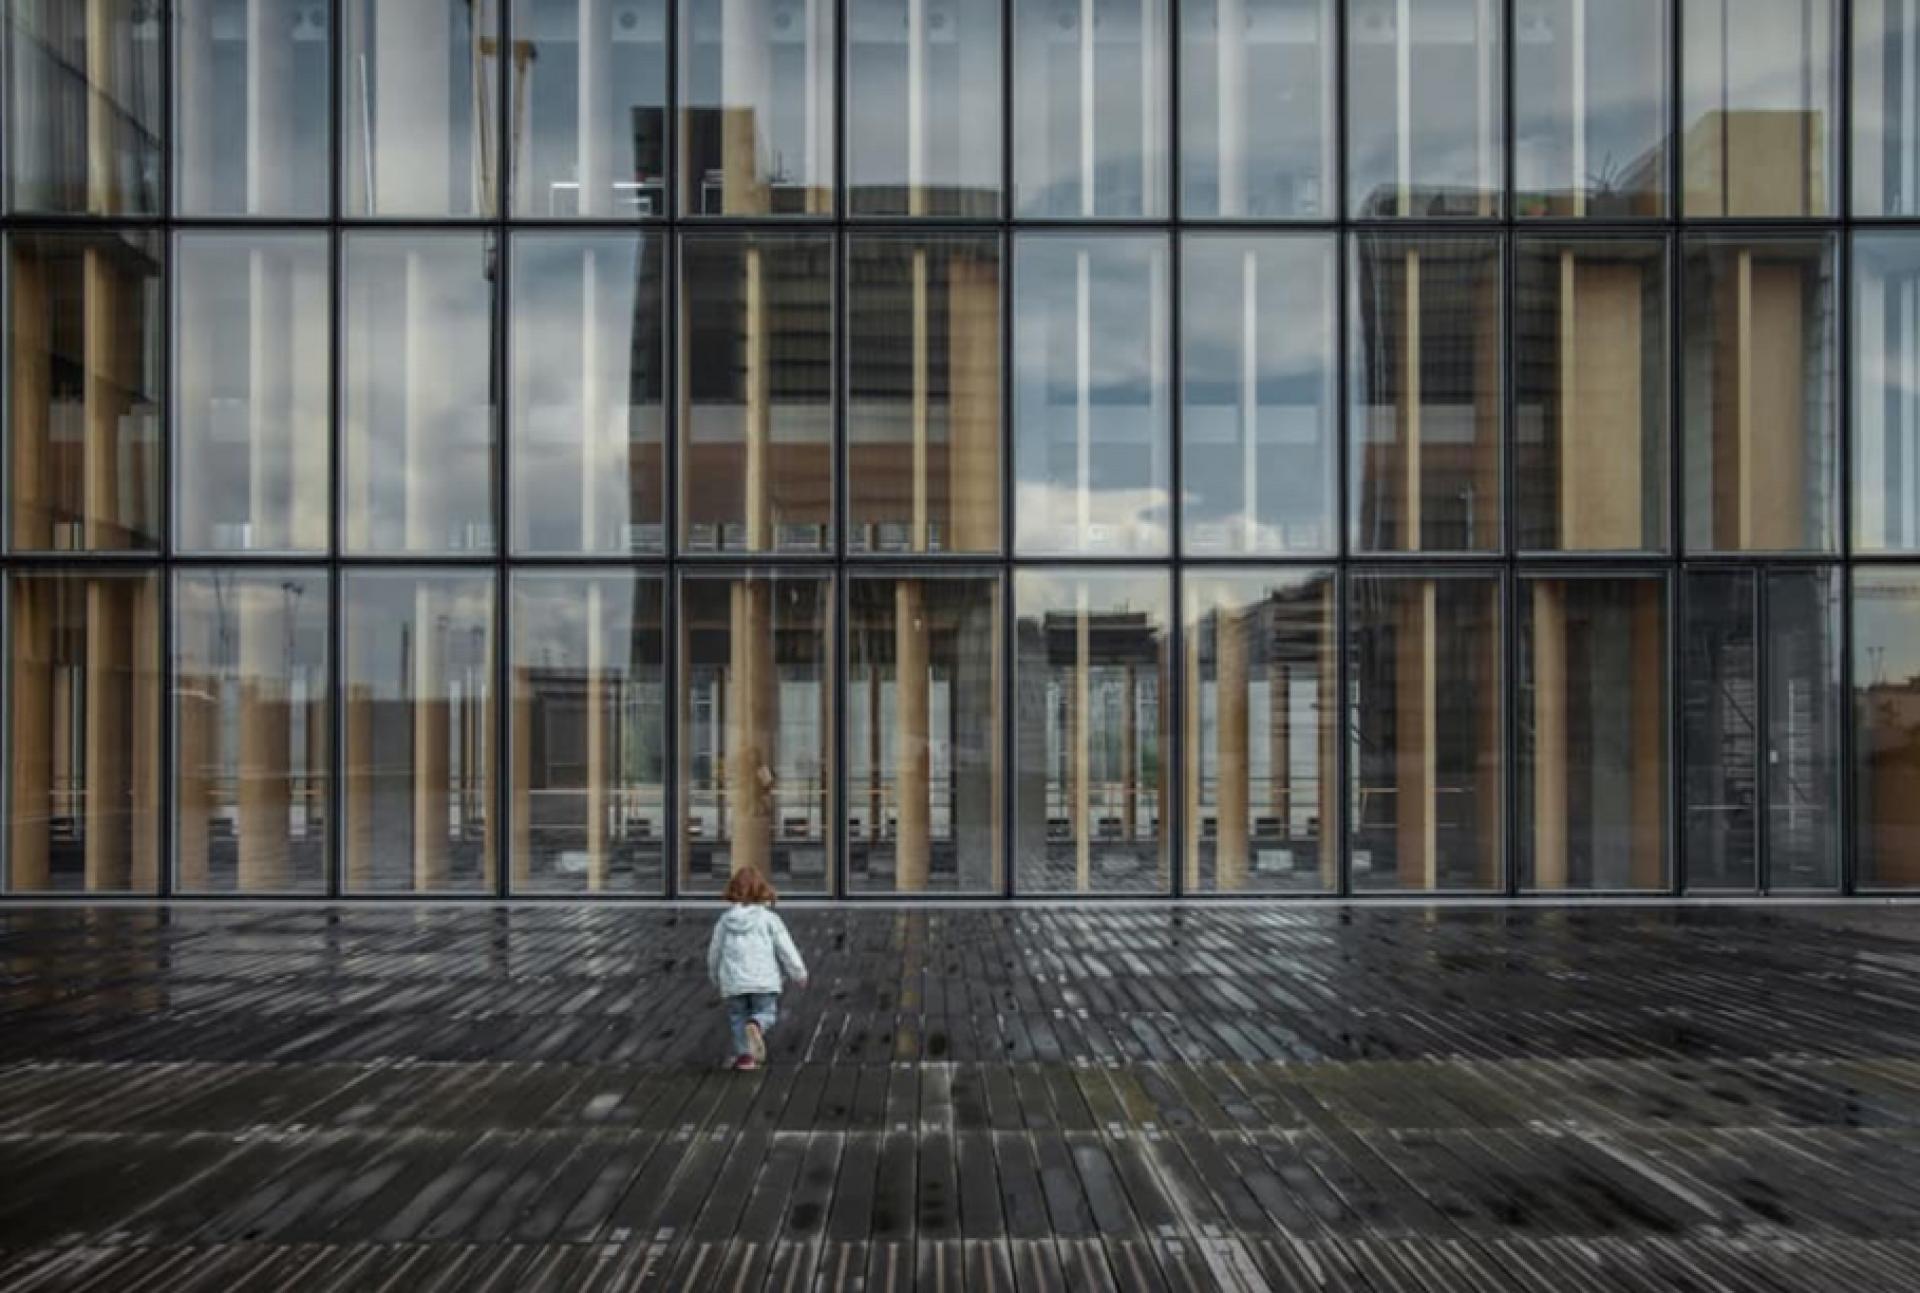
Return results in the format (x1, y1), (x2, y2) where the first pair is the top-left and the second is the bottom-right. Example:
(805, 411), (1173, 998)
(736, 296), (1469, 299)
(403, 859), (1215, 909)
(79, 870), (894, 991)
(2, 903), (1920, 1291)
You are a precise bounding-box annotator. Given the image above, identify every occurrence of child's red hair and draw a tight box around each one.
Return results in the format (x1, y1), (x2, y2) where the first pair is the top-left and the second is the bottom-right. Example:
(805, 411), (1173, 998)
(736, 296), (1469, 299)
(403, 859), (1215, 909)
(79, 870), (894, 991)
(723, 869), (778, 905)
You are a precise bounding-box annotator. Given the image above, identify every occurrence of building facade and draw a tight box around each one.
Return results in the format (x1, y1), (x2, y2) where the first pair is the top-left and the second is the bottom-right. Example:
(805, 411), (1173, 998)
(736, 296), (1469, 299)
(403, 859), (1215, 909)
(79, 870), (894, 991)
(2, 0), (1918, 900)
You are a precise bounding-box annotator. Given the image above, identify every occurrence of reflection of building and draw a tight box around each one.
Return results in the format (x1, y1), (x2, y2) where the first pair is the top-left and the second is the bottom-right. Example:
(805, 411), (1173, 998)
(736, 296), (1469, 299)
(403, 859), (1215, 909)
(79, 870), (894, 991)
(3, 0), (1913, 902)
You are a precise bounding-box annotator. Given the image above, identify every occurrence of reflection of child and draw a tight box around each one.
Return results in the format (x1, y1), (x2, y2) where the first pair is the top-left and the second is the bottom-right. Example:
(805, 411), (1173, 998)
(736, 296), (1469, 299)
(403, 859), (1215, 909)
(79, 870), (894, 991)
(706, 870), (809, 1071)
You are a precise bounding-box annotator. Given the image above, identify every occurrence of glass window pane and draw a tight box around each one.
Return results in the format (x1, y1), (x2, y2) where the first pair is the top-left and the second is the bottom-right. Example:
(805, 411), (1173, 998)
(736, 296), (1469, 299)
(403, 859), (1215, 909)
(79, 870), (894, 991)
(7, 572), (162, 893)
(1181, 233), (1336, 555)
(847, 234), (1002, 554)
(678, 0), (835, 215)
(1856, 0), (1920, 217)
(1346, 0), (1503, 217)
(1013, 234), (1170, 555)
(1682, 236), (1838, 554)
(680, 233), (833, 554)
(174, 570), (330, 894)
(1515, 237), (1668, 552)
(6, 0), (162, 214)
(511, 573), (666, 894)
(1349, 235), (1502, 554)
(1514, 0), (1666, 217)
(176, 0), (331, 216)
(1349, 573), (1502, 892)
(1682, 570), (1757, 891)
(1519, 575), (1668, 892)
(511, 232), (665, 555)
(343, 571), (496, 893)
(848, 574), (1003, 894)
(175, 231), (330, 554)
(1180, 0), (1335, 219)
(1853, 233), (1920, 553)
(847, 0), (1001, 216)
(511, 0), (667, 217)
(1014, 569), (1170, 894)
(1856, 569), (1920, 888)
(343, 232), (499, 555)
(1681, 0), (1835, 217)
(1767, 568), (1842, 890)
(680, 572), (834, 895)
(342, 0), (501, 217)
(7, 230), (163, 552)
(1012, 0), (1170, 218)
(1183, 571), (1336, 894)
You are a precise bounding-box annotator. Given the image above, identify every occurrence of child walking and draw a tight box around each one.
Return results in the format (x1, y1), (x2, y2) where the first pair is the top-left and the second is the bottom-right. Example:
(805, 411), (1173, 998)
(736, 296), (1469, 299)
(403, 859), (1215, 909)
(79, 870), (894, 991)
(707, 870), (808, 1071)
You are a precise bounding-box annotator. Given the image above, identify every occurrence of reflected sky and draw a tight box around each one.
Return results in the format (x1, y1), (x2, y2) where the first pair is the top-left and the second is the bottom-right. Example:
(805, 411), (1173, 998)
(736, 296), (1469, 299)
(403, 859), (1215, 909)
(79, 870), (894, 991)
(343, 232), (498, 555)
(1013, 234), (1171, 555)
(1181, 234), (1337, 554)
(1013, 0), (1170, 218)
(847, 0), (1002, 216)
(511, 233), (666, 555)
(342, 0), (498, 217)
(1179, 0), (1335, 219)
(175, 232), (330, 554)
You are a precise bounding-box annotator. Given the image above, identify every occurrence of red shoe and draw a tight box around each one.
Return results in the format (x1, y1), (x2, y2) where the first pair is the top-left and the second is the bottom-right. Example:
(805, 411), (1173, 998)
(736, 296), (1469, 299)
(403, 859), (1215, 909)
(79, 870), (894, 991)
(744, 1020), (767, 1064)
(732, 1055), (759, 1072)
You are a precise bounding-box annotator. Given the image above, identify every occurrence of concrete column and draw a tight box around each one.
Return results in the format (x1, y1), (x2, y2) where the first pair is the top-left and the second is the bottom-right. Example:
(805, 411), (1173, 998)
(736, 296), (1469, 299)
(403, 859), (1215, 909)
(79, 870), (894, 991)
(743, 246), (771, 550)
(84, 580), (132, 890)
(413, 586), (451, 889)
(1079, 0), (1096, 216)
(1532, 581), (1569, 889)
(237, 584), (293, 890)
(1559, 252), (1644, 549)
(374, 0), (451, 214)
(250, 247), (295, 545)
(1217, 0), (1247, 217)
(1073, 585), (1092, 891)
(1716, 249), (1809, 549)
(404, 249), (444, 551)
(248, 0), (297, 212)
(511, 655), (533, 887)
(1075, 249), (1093, 541)
(868, 654), (883, 842)
(728, 579), (775, 877)
(947, 253), (999, 550)
(577, 0), (614, 216)
(9, 585), (53, 890)
(1402, 249), (1422, 548)
(1395, 0), (1412, 215)
(1121, 665), (1138, 840)
(907, 0), (926, 216)
(1317, 579), (1338, 889)
(177, 0), (216, 209)
(131, 579), (160, 891)
(1183, 595), (1204, 890)
(895, 580), (931, 890)
(1216, 599), (1251, 888)
(911, 250), (930, 549)
(1271, 662), (1290, 842)
(83, 247), (127, 549)
(86, 0), (118, 212)
(1630, 584), (1666, 890)
(581, 245), (605, 551)
(345, 672), (375, 888)
(586, 581), (609, 891)
(10, 250), (49, 550)
(721, 0), (770, 214)
(1395, 582), (1438, 889)
(174, 589), (214, 891)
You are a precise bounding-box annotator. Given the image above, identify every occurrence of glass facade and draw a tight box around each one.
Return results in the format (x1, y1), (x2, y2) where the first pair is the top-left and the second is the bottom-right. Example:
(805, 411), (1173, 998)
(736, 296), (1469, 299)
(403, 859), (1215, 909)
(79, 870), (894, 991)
(0, 0), (1910, 899)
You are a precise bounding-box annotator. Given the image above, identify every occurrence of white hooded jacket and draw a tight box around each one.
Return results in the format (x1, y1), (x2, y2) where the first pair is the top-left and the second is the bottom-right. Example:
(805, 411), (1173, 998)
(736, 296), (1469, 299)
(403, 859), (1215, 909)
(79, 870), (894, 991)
(707, 904), (808, 998)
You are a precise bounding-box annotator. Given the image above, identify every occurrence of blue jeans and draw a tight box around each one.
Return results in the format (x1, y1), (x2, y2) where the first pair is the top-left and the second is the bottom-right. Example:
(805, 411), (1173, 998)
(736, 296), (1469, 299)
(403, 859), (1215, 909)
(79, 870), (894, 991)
(726, 992), (779, 1056)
